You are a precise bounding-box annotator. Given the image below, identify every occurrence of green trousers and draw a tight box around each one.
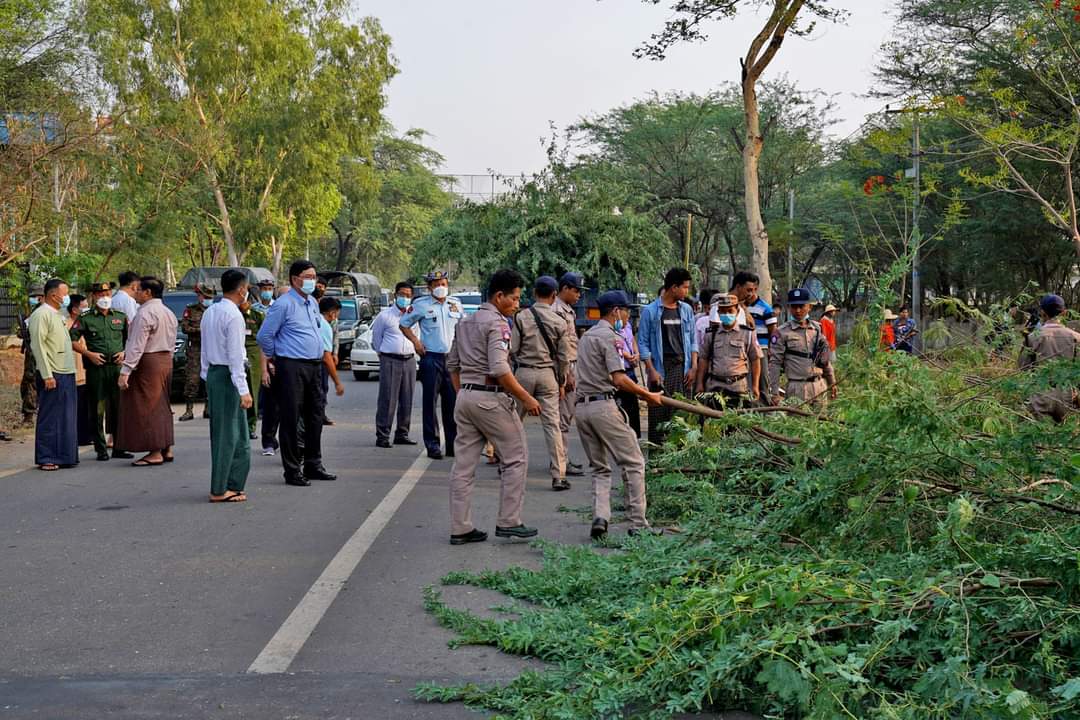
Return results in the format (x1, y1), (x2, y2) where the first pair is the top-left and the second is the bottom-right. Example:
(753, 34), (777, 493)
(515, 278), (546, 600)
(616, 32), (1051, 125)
(245, 349), (262, 433)
(85, 363), (122, 454)
(207, 365), (250, 496)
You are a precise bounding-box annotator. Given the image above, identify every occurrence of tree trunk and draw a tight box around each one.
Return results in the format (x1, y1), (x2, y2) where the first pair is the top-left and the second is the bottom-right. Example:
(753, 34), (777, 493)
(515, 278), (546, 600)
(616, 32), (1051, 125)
(742, 74), (773, 302)
(207, 169), (238, 265)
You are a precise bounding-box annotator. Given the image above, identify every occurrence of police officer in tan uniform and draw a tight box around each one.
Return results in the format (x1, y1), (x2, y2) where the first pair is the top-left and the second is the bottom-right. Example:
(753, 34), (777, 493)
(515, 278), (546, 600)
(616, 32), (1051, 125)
(575, 290), (664, 540)
(1019, 294), (1080, 422)
(694, 292), (762, 408)
(447, 269), (542, 546)
(552, 272), (587, 477)
(769, 288), (837, 408)
(511, 275), (573, 491)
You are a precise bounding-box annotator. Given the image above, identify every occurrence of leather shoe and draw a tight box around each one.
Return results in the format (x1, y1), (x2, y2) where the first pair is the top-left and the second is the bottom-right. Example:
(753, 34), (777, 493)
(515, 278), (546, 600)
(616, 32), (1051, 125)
(495, 524), (538, 539)
(565, 464), (585, 477)
(628, 526), (664, 538)
(551, 478), (571, 491)
(96, 451), (110, 461)
(112, 450), (134, 459)
(285, 476), (311, 487)
(376, 439), (391, 448)
(427, 448), (443, 460)
(590, 517), (608, 539)
(305, 467), (337, 481)
(393, 437), (417, 445)
(449, 528), (488, 545)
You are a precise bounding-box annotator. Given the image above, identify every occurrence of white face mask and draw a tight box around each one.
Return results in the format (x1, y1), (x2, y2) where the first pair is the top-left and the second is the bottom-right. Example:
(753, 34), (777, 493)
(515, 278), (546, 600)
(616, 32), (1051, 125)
(96, 296), (112, 311)
(431, 285), (449, 300)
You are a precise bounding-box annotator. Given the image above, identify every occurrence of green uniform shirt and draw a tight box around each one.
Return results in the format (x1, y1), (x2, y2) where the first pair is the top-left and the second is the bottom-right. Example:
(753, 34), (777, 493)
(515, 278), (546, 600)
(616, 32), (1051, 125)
(71, 308), (128, 360)
(242, 305), (265, 352)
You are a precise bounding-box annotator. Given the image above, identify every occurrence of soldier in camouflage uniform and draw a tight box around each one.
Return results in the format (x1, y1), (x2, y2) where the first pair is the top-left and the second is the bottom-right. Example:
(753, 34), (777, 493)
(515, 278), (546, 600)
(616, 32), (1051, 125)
(179, 283), (216, 421)
(19, 283), (45, 424)
(240, 294), (266, 438)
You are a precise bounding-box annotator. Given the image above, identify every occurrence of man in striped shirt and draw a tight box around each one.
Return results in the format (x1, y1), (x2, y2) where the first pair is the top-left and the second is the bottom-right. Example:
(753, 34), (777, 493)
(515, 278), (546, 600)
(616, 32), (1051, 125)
(731, 271), (777, 400)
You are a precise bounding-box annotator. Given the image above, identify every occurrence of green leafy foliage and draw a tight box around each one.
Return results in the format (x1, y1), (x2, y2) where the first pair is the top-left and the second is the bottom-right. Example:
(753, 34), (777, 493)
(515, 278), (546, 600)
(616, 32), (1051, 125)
(417, 349), (1080, 718)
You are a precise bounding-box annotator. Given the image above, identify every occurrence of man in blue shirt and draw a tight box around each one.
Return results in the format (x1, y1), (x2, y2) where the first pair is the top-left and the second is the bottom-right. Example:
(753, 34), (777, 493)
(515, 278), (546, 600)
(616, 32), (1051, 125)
(256, 259), (337, 486)
(400, 270), (464, 459)
(732, 271), (778, 400)
(638, 267), (697, 446)
(892, 306), (918, 354)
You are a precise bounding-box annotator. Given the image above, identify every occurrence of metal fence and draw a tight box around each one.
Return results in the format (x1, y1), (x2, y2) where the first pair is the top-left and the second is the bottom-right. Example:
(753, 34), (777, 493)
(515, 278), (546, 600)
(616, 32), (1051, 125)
(0, 285), (20, 336)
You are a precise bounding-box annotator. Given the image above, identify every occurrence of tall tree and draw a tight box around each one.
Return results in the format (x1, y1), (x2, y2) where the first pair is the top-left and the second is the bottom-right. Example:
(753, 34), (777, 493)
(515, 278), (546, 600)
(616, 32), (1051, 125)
(635, 0), (845, 300)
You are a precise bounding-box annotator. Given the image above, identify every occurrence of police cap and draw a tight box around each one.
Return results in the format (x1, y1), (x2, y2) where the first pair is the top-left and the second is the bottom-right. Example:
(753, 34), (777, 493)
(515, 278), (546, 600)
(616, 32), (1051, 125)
(257, 278), (275, 287)
(559, 272), (589, 292)
(597, 290), (631, 315)
(424, 270), (450, 283)
(534, 275), (558, 295)
(710, 292), (738, 308)
(1040, 294), (1066, 316)
(89, 281), (114, 294)
(786, 287), (816, 305)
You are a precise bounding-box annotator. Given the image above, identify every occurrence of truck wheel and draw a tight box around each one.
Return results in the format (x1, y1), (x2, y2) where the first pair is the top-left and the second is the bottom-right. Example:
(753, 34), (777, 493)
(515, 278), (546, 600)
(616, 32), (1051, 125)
(353, 371), (369, 381)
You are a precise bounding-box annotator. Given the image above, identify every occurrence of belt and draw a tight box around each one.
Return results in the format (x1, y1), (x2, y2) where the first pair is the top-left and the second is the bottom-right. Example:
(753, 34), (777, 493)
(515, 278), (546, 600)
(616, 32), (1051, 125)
(382, 353), (413, 361)
(789, 374), (823, 382)
(707, 372), (747, 384)
(576, 392), (614, 405)
(276, 356), (321, 365)
(462, 383), (505, 393)
(516, 363), (552, 369)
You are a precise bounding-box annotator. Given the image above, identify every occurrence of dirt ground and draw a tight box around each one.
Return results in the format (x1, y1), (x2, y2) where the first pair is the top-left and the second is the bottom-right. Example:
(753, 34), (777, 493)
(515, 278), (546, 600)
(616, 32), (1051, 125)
(0, 345), (29, 436)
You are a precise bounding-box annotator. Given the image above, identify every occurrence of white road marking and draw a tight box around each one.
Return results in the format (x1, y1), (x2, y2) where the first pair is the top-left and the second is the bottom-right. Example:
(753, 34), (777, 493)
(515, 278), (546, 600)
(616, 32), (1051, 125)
(247, 450), (433, 674)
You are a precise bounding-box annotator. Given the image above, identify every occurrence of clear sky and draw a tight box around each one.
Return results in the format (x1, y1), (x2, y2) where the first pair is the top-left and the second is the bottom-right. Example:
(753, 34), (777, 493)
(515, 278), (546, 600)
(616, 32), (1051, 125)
(357, 0), (898, 176)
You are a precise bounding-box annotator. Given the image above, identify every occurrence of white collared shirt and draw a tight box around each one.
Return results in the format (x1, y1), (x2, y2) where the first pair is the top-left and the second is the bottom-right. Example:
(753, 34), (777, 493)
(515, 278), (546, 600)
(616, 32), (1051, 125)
(111, 289), (139, 321)
(371, 304), (415, 356)
(199, 298), (249, 395)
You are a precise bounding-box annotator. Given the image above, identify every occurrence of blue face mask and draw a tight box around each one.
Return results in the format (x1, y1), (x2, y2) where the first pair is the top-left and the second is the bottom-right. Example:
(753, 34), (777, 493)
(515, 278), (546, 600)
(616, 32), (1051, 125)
(614, 318), (625, 332)
(201, 298), (212, 308)
(61, 295), (71, 309)
(260, 290), (273, 302)
(301, 278), (316, 295)
(28, 297), (40, 308)
(396, 296), (411, 310)
(718, 314), (736, 326)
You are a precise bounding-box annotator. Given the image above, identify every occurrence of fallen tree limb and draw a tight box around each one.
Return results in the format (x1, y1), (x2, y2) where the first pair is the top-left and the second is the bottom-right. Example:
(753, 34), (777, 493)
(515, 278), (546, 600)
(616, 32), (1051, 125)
(659, 396), (801, 445)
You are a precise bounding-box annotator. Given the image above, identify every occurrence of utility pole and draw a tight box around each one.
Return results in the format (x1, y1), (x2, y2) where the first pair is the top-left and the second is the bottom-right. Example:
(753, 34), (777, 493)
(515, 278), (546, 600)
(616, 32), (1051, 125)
(684, 213), (693, 269)
(911, 108), (922, 353)
(787, 189), (795, 289)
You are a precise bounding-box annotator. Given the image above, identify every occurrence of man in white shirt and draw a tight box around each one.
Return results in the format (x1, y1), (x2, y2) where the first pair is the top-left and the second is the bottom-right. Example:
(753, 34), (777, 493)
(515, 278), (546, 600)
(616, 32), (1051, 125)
(111, 271), (141, 322)
(372, 281), (417, 448)
(200, 269), (254, 503)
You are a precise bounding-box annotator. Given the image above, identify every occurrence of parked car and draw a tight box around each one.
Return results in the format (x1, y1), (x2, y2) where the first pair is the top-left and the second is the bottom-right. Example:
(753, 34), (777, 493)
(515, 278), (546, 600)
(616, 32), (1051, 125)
(455, 291), (482, 315)
(349, 325), (379, 380)
(178, 266), (274, 290)
(336, 298), (358, 368)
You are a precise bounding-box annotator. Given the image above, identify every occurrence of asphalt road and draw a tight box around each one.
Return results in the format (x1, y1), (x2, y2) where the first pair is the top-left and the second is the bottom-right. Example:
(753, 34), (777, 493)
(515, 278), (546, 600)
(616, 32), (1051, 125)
(0, 375), (608, 719)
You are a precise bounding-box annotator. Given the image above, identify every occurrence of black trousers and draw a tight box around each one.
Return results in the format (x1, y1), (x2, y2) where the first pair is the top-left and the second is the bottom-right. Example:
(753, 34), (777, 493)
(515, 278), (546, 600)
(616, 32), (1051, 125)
(273, 357), (326, 479)
(260, 380), (279, 449)
(615, 368), (641, 438)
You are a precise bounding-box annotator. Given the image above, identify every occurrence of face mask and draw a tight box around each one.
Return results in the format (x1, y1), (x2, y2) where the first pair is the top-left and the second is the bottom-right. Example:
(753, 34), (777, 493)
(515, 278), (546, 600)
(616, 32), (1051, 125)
(614, 318), (624, 332)
(201, 298), (212, 308)
(29, 297), (40, 308)
(396, 296), (411, 310)
(96, 296), (112, 311)
(431, 286), (449, 300)
(301, 278), (316, 295)
(61, 295), (71, 308)
(260, 290), (273, 302)
(718, 313), (736, 326)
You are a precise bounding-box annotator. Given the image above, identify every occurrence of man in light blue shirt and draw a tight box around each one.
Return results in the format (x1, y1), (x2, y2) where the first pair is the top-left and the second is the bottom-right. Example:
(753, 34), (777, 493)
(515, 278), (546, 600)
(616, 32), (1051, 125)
(371, 281), (416, 448)
(400, 270), (463, 459)
(256, 260), (336, 486)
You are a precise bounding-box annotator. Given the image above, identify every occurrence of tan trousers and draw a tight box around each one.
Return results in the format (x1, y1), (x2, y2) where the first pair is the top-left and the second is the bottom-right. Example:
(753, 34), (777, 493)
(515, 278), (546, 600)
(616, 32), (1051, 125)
(449, 388), (529, 535)
(559, 361), (577, 458)
(575, 398), (648, 529)
(786, 378), (829, 408)
(515, 366), (566, 480)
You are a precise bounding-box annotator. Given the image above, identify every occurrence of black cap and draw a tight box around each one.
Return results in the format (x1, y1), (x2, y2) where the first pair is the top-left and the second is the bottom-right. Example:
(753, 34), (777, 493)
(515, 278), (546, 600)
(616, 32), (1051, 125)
(1040, 294), (1066, 316)
(786, 287), (816, 305)
(534, 275), (558, 294)
(597, 290), (631, 315)
(559, 272), (588, 291)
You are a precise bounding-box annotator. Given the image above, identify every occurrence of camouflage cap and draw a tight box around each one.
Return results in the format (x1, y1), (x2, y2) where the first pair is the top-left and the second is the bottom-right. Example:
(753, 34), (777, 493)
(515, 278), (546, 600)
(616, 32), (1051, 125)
(196, 282), (218, 297)
(28, 283), (44, 296)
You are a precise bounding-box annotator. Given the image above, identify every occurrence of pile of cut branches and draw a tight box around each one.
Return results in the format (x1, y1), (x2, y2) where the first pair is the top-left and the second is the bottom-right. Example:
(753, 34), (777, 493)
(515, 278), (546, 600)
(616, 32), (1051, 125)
(418, 348), (1080, 719)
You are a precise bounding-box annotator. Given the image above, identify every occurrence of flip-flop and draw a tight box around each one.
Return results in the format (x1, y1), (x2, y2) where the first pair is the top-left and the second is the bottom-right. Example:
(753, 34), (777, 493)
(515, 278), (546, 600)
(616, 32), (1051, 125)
(209, 492), (246, 503)
(132, 459), (165, 467)
(39, 464), (59, 471)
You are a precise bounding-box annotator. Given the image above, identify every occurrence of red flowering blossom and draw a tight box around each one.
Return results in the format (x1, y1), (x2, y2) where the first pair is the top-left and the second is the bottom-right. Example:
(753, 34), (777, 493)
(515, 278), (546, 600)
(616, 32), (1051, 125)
(863, 175), (887, 196)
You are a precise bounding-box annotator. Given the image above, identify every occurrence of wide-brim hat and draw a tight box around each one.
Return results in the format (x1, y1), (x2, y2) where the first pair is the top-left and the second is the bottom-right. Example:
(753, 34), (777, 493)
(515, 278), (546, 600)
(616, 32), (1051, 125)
(883, 309), (897, 320)
(823, 304), (837, 313)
